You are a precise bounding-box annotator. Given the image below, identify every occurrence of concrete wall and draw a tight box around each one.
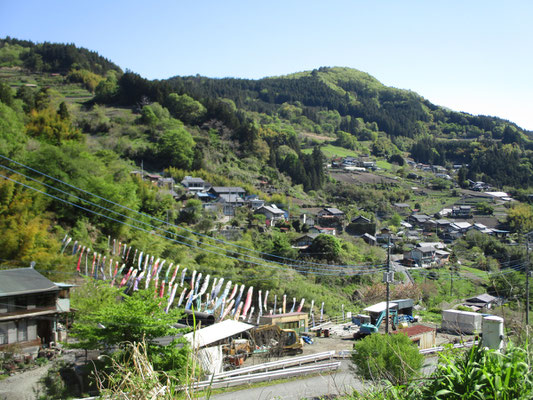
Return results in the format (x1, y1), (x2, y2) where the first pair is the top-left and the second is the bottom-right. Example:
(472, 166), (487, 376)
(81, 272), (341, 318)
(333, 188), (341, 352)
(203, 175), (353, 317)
(28, 320), (37, 341)
(7, 321), (17, 343)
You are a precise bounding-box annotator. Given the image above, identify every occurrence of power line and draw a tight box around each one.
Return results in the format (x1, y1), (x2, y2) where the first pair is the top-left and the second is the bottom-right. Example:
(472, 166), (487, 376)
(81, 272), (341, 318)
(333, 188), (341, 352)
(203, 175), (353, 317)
(0, 173), (386, 277)
(0, 165), (384, 274)
(0, 155), (378, 269)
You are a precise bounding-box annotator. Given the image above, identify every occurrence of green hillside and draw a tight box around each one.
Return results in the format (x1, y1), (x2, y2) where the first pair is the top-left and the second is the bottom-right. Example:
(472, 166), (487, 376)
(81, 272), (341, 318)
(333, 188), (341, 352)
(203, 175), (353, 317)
(0, 37), (532, 317)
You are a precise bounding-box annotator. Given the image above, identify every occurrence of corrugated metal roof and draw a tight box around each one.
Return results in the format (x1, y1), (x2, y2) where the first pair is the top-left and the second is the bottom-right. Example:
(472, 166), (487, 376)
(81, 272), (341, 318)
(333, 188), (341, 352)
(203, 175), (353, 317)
(0, 268), (59, 298)
(184, 320), (254, 349)
(394, 324), (435, 337)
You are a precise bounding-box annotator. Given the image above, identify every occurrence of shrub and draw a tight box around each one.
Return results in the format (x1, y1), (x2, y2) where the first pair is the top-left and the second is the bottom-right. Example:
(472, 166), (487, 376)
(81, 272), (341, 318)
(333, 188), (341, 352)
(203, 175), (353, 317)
(352, 333), (424, 385)
(418, 342), (533, 399)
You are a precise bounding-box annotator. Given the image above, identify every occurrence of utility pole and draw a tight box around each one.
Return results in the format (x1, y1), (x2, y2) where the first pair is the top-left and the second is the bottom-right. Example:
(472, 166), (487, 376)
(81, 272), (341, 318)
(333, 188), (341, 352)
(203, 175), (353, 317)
(385, 235), (391, 334)
(450, 268), (454, 297)
(527, 235), (530, 325)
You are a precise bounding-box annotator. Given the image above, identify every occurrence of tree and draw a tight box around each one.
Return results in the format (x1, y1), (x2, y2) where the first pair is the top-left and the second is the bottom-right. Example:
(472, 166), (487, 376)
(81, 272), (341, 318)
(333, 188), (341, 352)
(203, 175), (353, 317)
(70, 284), (189, 379)
(157, 125), (195, 169)
(352, 332), (424, 385)
(70, 287), (183, 349)
(457, 166), (468, 188)
(26, 107), (82, 144)
(265, 231), (298, 261)
(388, 154), (404, 166)
(178, 199), (202, 224)
(389, 213), (402, 227)
(307, 234), (342, 262)
(0, 101), (26, 156)
(166, 93), (206, 124)
(58, 101), (70, 120)
(507, 203), (533, 233)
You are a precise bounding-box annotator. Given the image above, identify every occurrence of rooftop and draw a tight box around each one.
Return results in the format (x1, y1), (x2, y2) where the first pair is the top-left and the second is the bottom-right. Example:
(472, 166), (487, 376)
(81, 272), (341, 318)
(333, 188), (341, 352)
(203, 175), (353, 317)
(364, 301), (398, 313)
(393, 324), (435, 337)
(323, 207), (344, 215)
(183, 319), (254, 349)
(0, 268), (59, 298)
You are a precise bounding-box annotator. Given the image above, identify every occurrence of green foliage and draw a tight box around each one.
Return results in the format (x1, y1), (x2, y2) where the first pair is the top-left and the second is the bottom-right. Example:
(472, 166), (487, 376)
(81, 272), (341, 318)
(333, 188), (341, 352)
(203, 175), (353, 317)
(474, 201), (494, 215)
(352, 333), (424, 385)
(37, 362), (77, 400)
(178, 199), (203, 224)
(307, 234), (342, 262)
(0, 37), (121, 75)
(0, 41), (29, 67)
(94, 72), (119, 103)
(418, 343), (533, 400)
(69, 286), (185, 359)
(166, 92), (206, 125)
(0, 100), (26, 156)
(67, 68), (104, 92)
(0, 175), (66, 270)
(430, 178), (451, 190)
(26, 107), (82, 144)
(157, 125), (196, 169)
(507, 203), (533, 233)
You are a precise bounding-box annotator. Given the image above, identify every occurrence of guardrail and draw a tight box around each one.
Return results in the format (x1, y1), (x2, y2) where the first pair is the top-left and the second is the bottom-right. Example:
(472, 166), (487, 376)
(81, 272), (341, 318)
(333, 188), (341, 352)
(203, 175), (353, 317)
(190, 361), (342, 389)
(419, 340), (478, 354)
(214, 350), (335, 379)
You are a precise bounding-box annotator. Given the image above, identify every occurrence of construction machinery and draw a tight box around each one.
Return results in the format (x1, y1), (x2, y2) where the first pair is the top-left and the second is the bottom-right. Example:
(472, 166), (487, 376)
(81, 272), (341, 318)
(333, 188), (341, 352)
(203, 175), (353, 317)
(251, 324), (304, 355)
(353, 308), (398, 340)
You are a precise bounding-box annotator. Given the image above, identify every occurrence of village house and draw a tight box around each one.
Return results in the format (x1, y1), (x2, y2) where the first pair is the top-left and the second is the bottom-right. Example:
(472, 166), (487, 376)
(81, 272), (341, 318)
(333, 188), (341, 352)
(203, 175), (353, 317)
(451, 205), (472, 218)
(308, 226), (336, 235)
(464, 293), (499, 311)
(292, 233), (318, 249)
(216, 194), (246, 216)
(436, 219), (451, 231)
(405, 246), (436, 267)
(408, 214), (431, 227)
(299, 213), (315, 228)
(435, 249), (451, 265)
(346, 215), (376, 236)
(157, 177), (175, 190)
(423, 219), (437, 232)
(317, 207), (345, 229)
(393, 203), (411, 215)
(208, 186), (246, 199)
(448, 221), (473, 234)
(0, 268), (72, 350)
(144, 173), (163, 184)
(361, 233), (377, 246)
(181, 176), (209, 192)
(246, 195), (265, 210)
(254, 204), (287, 225)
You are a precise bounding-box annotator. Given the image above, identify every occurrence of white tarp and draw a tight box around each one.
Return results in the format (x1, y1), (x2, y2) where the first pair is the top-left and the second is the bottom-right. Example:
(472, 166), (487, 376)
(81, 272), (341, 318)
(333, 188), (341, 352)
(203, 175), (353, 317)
(364, 302), (398, 314)
(184, 319), (254, 349)
(197, 345), (224, 374)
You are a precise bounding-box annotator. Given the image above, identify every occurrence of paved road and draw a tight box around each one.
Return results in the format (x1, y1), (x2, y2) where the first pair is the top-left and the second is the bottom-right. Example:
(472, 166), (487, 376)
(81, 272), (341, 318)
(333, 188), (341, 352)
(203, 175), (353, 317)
(210, 360), (364, 400)
(391, 257), (414, 285)
(209, 356), (438, 400)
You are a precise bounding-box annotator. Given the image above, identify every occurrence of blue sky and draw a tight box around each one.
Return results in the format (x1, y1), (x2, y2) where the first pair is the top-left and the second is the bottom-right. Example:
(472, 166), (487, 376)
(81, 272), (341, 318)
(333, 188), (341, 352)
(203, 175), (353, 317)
(1, 1), (532, 130)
